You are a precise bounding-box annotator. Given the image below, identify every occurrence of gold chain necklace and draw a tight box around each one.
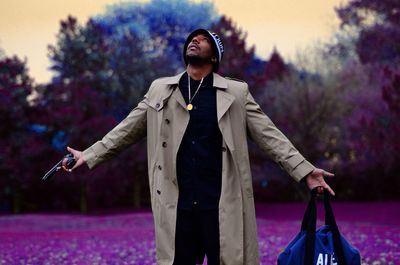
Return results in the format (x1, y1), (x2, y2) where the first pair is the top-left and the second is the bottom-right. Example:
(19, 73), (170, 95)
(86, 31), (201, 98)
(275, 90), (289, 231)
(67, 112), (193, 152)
(187, 74), (204, 111)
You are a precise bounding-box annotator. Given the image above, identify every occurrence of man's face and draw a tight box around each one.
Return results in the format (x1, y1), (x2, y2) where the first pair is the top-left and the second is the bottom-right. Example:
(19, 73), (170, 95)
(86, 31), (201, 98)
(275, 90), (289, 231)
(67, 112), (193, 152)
(186, 33), (215, 63)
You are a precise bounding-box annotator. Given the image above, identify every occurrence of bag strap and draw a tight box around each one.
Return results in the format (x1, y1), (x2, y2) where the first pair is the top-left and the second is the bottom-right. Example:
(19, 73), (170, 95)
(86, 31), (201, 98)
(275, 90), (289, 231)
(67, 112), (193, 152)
(302, 188), (347, 265)
(300, 188), (317, 232)
(323, 190), (346, 265)
(303, 188), (317, 265)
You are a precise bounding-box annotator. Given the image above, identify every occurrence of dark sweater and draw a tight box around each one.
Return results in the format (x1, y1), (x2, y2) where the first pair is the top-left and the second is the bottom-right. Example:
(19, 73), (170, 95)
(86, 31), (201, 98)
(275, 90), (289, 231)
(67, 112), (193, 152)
(176, 72), (223, 210)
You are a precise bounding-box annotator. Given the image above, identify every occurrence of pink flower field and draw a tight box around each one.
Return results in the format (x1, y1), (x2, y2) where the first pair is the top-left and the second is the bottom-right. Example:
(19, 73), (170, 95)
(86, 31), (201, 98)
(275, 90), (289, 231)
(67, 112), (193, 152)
(0, 202), (399, 265)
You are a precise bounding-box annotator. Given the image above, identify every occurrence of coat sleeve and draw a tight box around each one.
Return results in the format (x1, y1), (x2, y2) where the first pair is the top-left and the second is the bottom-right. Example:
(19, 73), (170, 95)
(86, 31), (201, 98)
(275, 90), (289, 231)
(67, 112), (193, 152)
(245, 86), (315, 182)
(82, 94), (149, 169)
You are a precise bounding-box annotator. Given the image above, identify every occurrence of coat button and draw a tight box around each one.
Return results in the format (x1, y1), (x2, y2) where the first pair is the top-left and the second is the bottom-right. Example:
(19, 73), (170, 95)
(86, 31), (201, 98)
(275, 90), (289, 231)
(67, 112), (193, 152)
(155, 103), (160, 109)
(222, 146), (227, 152)
(158, 165), (162, 170)
(157, 190), (161, 195)
(165, 118), (170, 124)
(162, 142), (167, 148)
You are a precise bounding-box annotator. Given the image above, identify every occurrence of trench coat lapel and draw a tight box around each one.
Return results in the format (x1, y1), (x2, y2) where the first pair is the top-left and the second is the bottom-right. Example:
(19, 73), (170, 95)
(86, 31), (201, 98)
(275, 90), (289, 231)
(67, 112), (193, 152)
(213, 73), (235, 122)
(213, 73), (235, 153)
(171, 89), (187, 110)
(162, 72), (187, 110)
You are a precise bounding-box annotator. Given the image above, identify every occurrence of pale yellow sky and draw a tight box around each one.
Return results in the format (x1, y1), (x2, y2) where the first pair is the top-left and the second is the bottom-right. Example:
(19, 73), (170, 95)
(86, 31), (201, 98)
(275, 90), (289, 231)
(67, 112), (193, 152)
(0, 0), (347, 83)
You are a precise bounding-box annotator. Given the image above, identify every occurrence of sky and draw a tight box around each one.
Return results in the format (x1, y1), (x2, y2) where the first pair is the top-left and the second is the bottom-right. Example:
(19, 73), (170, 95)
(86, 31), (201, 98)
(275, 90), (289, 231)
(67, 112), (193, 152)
(0, 0), (348, 83)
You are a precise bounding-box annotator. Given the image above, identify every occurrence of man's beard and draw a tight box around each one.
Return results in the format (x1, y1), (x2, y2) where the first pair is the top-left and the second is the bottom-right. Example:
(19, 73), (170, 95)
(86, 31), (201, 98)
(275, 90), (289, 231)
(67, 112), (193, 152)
(186, 54), (213, 67)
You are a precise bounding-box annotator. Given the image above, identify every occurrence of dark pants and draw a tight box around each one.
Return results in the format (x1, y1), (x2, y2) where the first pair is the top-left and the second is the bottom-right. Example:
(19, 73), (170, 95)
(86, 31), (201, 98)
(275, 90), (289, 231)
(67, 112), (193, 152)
(173, 207), (220, 265)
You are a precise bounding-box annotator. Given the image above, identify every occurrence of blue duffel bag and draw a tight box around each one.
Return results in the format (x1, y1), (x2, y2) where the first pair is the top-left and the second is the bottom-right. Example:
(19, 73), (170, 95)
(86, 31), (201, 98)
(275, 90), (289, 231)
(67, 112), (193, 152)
(277, 188), (361, 265)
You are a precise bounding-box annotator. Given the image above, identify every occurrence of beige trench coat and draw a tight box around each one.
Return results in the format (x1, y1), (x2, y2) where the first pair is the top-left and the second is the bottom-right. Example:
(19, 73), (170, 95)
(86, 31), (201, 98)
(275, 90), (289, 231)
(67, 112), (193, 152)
(82, 72), (315, 265)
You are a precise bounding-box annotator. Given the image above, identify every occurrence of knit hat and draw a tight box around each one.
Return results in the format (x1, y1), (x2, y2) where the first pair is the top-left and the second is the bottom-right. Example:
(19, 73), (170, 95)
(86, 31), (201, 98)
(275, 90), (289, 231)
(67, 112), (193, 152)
(183, 28), (224, 72)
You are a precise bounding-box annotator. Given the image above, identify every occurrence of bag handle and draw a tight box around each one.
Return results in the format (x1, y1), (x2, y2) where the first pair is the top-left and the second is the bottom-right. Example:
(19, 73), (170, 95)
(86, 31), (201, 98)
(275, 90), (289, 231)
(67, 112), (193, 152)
(302, 188), (317, 265)
(302, 187), (346, 265)
(323, 189), (346, 265)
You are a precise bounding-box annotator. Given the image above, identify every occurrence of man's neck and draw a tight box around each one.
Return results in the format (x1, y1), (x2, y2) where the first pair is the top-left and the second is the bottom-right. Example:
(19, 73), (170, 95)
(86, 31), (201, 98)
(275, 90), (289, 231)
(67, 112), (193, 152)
(187, 64), (213, 80)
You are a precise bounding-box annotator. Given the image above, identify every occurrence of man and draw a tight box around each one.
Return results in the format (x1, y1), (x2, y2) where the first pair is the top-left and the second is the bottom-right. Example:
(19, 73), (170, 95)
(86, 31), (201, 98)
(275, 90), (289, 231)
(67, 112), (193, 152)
(64, 29), (335, 265)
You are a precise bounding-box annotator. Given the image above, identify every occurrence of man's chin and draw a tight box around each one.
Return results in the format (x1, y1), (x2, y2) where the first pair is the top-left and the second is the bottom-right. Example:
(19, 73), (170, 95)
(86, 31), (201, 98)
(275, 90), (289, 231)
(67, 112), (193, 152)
(186, 52), (200, 59)
(186, 55), (210, 66)
(186, 52), (198, 58)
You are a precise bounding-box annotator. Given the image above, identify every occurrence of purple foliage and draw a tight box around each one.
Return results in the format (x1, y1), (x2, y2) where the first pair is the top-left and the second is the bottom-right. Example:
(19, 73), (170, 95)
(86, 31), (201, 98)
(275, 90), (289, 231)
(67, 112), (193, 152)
(335, 0), (400, 64)
(0, 56), (35, 212)
(339, 62), (400, 199)
(29, 78), (150, 212)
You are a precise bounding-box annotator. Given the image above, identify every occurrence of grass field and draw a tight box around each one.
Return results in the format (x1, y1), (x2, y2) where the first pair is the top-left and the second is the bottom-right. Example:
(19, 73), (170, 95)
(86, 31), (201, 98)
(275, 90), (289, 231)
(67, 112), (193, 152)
(0, 202), (398, 264)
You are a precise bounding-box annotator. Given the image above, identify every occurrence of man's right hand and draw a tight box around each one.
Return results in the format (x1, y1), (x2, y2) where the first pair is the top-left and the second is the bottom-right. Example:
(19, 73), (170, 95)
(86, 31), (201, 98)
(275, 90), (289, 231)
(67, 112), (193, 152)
(62, 146), (85, 171)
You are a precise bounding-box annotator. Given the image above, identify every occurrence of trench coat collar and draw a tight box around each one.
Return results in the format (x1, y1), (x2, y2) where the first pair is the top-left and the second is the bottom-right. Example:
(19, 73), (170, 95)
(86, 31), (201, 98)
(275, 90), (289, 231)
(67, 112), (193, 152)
(163, 71), (234, 122)
(161, 71), (229, 90)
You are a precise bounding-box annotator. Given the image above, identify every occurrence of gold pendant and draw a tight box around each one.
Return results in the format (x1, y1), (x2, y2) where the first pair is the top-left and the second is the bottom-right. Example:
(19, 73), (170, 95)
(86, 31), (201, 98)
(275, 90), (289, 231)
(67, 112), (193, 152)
(187, 103), (193, 110)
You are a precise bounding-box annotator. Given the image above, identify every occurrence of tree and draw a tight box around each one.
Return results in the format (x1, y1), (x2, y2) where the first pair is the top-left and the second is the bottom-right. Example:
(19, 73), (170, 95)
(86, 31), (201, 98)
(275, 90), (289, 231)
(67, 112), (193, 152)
(336, 0), (400, 64)
(48, 16), (122, 110)
(382, 64), (400, 116)
(31, 77), (141, 213)
(329, 0), (400, 199)
(340, 62), (400, 199)
(0, 56), (33, 213)
(264, 47), (289, 82)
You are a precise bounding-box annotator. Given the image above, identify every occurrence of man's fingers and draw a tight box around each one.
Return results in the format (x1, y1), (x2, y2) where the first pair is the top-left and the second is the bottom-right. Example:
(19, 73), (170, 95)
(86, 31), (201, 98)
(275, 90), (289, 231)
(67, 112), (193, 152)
(323, 170), (335, 177)
(61, 158), (68, 168)
(62, 165), (72, 172)
(67, 146), (76, 156)
(71, 159), (82, 170)
(323, 183), (335, 196)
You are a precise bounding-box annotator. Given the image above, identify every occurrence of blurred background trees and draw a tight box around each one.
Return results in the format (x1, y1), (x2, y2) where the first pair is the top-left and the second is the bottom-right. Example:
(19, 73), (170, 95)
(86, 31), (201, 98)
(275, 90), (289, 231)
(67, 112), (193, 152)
(332, 0), (400, 199)
(0, 56), (33, 213)
(1, 0), (399, 213)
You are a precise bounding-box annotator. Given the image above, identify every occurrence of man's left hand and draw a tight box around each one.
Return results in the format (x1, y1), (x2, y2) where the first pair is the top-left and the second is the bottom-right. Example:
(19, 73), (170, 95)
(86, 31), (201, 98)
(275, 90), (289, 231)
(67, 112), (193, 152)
(305, 168), (335, 196)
